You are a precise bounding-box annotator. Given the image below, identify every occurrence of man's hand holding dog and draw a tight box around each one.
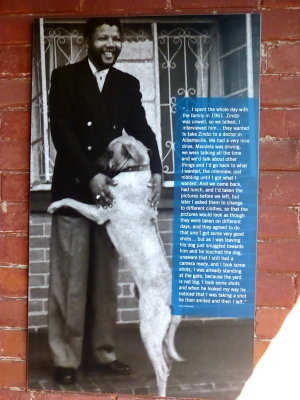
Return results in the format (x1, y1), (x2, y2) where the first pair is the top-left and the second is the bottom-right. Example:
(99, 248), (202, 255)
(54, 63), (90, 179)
(89, 173), (117, 208)
(148, 173), (162, 209)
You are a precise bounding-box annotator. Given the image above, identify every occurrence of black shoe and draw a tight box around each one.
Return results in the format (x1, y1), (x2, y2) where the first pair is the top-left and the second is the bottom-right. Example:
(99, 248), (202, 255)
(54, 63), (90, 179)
(96, 360), (132, 375)
(53, 367), (76, 384)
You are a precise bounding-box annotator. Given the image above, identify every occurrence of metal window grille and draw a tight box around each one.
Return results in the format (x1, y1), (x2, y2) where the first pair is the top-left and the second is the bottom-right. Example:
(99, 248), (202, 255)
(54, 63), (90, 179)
(156, 23), (218, 186)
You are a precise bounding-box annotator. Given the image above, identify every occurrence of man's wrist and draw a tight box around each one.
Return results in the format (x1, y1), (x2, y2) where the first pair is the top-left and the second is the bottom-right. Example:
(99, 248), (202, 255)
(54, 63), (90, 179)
(152, 173), (162, 182)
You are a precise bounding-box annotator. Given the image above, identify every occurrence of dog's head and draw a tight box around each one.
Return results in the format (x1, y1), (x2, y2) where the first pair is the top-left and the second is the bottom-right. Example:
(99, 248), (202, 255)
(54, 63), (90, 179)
(97, 134), (150, 172)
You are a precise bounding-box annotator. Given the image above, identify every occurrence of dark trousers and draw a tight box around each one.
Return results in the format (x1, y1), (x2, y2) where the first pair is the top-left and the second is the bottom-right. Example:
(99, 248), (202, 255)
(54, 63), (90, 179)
(48, 214), (118, 368)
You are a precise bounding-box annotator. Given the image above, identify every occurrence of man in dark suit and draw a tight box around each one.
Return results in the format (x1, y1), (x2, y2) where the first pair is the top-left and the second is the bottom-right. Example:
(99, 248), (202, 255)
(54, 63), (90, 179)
(48, 17), (162, 385)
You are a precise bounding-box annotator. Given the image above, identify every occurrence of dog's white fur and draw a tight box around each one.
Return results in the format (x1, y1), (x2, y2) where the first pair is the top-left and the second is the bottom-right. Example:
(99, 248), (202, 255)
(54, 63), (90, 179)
(48, 135), (182, 396)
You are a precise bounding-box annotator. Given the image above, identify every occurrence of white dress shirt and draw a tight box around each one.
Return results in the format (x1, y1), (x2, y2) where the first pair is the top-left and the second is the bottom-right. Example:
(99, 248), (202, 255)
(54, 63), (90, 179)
(88, 59), (109, 92)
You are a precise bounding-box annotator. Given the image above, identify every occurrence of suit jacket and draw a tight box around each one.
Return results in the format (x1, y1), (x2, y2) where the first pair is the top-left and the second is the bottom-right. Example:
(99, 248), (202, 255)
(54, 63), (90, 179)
(49, 57), (162, 206)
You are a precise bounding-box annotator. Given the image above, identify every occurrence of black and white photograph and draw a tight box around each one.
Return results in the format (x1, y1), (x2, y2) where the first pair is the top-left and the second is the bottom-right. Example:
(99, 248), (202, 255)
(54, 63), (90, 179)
(29, 14), (260, 399)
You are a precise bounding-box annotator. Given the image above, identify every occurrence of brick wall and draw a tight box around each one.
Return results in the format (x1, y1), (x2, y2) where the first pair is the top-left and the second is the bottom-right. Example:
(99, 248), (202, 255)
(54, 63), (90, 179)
(28, 211), (173, 329)
(0, 0), (300, 399)
(255, 4), (300, 363)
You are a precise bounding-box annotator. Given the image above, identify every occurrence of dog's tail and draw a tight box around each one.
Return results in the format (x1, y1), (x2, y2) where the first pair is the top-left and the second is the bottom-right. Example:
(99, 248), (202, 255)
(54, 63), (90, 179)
(165, 315), (185, 362)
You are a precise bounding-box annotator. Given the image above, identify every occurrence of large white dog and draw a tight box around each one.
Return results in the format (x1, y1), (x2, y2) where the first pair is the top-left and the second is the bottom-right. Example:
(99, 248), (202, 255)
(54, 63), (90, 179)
(48, 134), (183, 396)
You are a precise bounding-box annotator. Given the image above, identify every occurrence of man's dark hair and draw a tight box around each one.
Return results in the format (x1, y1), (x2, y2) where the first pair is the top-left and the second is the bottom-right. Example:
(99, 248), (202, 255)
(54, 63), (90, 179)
(84, 17), (123, 41)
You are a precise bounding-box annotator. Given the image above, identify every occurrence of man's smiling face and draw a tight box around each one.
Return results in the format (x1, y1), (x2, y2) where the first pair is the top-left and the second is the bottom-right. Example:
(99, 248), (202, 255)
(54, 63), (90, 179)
(88, 24), (122, 70)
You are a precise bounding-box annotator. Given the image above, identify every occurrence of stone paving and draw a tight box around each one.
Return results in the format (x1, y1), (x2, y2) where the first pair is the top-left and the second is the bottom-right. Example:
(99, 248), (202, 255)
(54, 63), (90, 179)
(29, 319), (253, 400)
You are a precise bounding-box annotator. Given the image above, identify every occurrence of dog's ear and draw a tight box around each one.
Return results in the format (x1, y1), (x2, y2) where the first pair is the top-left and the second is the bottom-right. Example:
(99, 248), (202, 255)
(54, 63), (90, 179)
(147, 148), (152, 157)
(122, 143), (143, 163)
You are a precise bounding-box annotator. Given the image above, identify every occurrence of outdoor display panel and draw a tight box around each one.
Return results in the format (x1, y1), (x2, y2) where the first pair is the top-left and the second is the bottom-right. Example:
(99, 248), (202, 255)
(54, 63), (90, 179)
(28, 14), (261, 400)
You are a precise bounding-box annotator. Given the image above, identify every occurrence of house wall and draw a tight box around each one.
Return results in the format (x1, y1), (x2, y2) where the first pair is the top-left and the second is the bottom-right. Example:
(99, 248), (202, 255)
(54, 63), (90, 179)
(0, 0), (300, 398)
(29, 211), (173, 329)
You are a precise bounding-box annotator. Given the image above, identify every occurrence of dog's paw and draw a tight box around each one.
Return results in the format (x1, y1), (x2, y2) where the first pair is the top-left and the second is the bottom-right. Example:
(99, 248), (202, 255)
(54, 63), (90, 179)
(47, 201), (60, 214)
(47, 205), (56, 214)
